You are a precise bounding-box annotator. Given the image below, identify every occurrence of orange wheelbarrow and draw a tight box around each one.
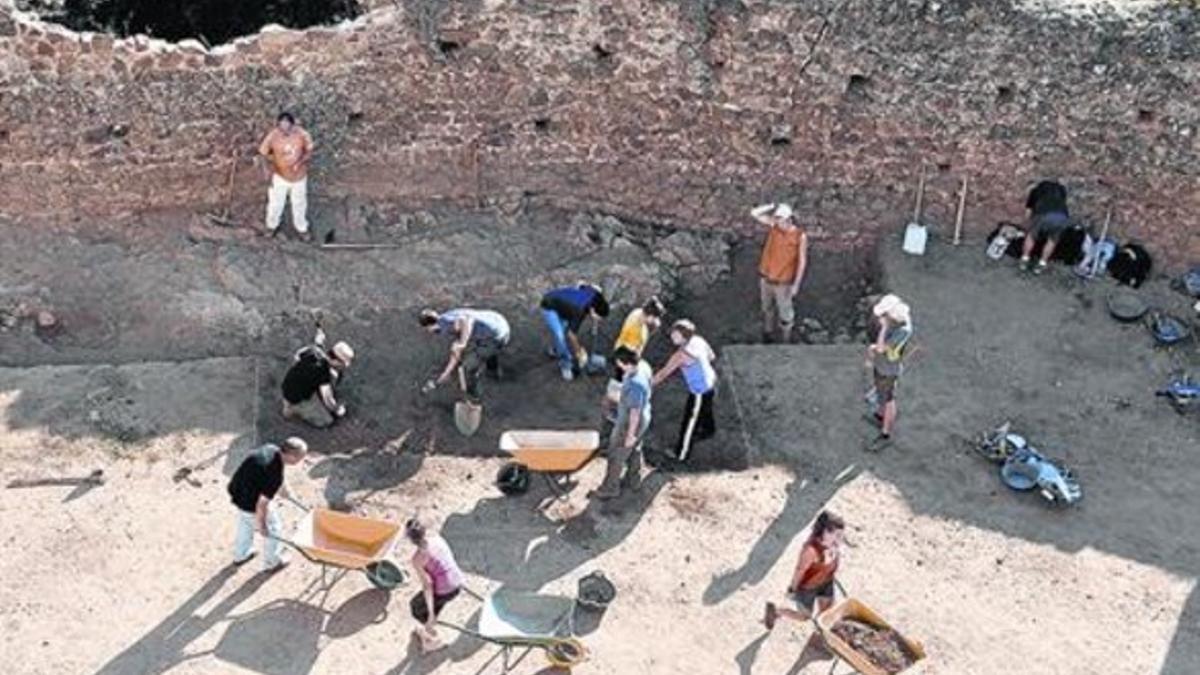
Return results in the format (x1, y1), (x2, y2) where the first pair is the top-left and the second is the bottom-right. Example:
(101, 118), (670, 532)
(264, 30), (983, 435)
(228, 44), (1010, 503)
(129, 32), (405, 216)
(495, 430), (601, 499)
(814, 597), (926, 675)
(271, 506), (407, 591)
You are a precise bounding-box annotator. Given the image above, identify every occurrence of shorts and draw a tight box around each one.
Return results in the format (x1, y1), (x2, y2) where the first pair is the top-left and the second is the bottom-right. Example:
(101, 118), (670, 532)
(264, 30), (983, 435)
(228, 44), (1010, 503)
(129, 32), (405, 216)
(410, 588), (461, 623)
(283, 395), (334, 428)
(760, 279), (796, 328)
(791, 580), (835, 614)
(1030, 212), (1070, 240)
(873, 370), (898, 403)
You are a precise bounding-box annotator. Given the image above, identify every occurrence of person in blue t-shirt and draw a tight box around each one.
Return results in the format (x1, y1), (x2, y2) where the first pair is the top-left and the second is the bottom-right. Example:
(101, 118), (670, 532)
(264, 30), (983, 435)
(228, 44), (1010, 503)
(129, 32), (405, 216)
(539, 282), (611, 381)
(591, 347), (653, 499)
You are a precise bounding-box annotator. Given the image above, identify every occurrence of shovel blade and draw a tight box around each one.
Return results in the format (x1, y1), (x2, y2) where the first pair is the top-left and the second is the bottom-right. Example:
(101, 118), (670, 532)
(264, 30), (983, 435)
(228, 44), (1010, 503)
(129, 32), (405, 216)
(454, 401), (483, 436)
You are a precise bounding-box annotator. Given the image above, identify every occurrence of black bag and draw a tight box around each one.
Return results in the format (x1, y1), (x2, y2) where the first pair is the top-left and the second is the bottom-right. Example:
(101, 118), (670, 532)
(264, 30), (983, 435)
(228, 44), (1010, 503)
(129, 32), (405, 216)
(1109, 243), (1153, 288)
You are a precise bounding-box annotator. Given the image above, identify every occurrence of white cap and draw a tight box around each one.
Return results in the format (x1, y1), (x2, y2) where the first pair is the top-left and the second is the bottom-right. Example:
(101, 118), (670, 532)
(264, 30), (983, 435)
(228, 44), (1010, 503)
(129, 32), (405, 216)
(873, 294), (911, 324)
(332, 341), (355, 362)
(774, 203), (794, 220)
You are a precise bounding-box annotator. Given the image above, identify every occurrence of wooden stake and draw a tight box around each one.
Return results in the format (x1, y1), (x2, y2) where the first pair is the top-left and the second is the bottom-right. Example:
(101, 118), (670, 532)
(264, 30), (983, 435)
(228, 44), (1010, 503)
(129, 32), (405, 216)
(953, 176), (969, 245)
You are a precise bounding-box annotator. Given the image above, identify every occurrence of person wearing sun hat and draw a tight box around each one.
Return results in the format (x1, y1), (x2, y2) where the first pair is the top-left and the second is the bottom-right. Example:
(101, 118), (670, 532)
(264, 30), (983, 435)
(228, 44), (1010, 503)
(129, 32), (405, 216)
(752, 202), (809, 343)
(864, 294), (913, 450)
(281, 326), (354, 428)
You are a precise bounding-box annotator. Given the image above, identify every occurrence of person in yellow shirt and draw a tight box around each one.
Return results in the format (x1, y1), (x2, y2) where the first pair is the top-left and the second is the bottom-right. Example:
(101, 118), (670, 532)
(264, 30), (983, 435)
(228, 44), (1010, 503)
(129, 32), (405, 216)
(603, 297), (665, 420)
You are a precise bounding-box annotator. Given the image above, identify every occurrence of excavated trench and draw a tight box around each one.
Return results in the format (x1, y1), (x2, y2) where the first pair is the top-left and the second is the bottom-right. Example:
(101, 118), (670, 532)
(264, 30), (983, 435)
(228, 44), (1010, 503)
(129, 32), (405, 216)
(0, 203), (880, 473)
(15, 0), (361, 45)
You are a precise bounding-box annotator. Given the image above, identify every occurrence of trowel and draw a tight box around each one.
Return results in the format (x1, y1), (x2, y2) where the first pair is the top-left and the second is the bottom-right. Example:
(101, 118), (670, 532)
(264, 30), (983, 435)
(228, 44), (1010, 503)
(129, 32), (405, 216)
(453, 368), (483, 437)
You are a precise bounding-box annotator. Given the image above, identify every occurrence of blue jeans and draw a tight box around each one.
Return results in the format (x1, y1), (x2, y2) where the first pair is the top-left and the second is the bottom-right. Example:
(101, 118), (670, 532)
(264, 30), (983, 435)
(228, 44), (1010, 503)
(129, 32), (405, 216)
(541, 309), (574, 371)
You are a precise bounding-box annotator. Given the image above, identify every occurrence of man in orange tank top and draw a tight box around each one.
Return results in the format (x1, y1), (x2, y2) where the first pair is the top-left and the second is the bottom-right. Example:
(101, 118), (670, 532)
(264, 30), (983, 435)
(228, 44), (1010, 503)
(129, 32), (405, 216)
(752, 203), (808, 343)
(258, 112), (314, 240)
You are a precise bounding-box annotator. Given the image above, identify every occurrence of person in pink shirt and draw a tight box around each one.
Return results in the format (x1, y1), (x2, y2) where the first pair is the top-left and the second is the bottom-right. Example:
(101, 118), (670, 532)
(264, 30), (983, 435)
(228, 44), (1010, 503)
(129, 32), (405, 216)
(406, 518), (465, 653)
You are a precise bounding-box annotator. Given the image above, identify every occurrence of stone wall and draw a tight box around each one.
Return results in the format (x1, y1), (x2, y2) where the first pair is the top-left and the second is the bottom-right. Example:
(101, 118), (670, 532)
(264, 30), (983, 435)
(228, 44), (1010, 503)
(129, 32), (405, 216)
(0, 0), (1197, 264)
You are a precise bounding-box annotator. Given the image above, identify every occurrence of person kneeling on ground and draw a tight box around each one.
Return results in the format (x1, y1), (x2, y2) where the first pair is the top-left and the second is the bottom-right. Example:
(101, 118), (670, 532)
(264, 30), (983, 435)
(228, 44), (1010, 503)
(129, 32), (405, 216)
(280, 327), (353, 428)
(539, 282), (610, 381)
(1020, 179), (1071, 274)
(865, 294), (913, 450)
(751, 202), (808, 343)
(591, 347), (654, 500)
(652, 319), (717, 462)
(228, 437), (308, 572)
(602, 297), (665, 421)
(418, 308), (511, 402)
(407, 518), (465, 654)
(764, 511), (846, 629)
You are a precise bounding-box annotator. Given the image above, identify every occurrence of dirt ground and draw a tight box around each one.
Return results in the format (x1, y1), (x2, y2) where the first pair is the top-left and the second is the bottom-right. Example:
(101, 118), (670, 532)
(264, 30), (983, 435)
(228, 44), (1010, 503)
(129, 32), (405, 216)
(1, 207), (1197, 675)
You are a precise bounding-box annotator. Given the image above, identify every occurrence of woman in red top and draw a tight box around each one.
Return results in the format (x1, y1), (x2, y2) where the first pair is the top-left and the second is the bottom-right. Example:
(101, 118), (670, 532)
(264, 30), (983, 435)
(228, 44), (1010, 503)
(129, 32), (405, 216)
(763, 511), (845, 629)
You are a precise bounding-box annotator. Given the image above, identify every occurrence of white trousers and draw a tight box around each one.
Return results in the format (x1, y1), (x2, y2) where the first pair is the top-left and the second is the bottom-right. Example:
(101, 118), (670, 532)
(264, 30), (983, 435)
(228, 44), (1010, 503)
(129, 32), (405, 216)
(265, 175), (309, 233)
(233, 507), (284, 568)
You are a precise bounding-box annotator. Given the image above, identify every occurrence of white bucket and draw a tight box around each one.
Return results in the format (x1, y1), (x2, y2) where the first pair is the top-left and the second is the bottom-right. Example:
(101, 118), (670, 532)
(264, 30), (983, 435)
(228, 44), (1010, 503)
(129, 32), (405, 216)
(902, 222), (928, 255)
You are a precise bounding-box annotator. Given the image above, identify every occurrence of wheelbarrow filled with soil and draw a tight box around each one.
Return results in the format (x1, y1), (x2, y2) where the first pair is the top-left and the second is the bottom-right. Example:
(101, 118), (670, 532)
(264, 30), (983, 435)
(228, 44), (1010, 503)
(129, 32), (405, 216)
(815, 598), (925, 675)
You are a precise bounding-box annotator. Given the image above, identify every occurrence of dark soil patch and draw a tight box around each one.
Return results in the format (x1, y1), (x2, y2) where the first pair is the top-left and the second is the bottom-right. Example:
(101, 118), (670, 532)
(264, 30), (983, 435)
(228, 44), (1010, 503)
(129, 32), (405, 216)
(673, 239), (881, 347)
(18, 0), (361, 45)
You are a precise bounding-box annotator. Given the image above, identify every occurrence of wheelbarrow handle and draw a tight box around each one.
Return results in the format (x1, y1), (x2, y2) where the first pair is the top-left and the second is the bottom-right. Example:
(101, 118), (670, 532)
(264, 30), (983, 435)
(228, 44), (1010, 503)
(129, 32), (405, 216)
(283, 494), (311, 511)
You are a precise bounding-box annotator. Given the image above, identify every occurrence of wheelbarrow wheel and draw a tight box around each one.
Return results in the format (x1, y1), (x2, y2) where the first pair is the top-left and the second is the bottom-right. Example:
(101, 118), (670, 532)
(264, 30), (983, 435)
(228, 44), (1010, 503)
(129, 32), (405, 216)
(496, 462), (530, 496)
(364, 560), (406, 590)
(544, 637), (588, 668)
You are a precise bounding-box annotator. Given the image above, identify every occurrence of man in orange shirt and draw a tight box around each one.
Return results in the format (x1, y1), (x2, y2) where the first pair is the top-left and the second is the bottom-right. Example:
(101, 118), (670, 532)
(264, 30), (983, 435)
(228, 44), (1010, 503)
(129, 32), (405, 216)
(752, 202), (808, 343)
(258, 112), (314, 240)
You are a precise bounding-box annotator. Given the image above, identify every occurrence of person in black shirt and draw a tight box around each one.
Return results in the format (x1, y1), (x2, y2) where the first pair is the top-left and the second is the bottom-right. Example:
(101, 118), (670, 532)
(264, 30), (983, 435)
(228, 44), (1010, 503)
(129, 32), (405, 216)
(281, 326), (354, 427)
(1020, 180), (1071, 274)
(227, 437), (308, 570)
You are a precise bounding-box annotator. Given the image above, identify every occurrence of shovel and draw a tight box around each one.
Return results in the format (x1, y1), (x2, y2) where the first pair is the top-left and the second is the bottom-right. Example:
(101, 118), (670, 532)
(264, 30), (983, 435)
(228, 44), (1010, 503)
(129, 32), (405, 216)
(902, 165), (929, 255)
(453, 367), (483, 437)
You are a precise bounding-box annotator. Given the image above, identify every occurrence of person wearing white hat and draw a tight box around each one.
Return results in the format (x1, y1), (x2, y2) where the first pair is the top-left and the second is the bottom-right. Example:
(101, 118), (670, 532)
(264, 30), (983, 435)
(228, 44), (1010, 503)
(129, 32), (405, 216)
(281, 326), (354, 428)
(865, 294), (913, 449)
(752, 202), (808, 343)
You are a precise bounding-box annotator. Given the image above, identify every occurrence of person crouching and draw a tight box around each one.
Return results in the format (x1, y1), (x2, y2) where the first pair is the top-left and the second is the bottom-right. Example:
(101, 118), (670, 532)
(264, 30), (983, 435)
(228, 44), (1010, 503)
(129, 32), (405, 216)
(280, 327), (353, 428)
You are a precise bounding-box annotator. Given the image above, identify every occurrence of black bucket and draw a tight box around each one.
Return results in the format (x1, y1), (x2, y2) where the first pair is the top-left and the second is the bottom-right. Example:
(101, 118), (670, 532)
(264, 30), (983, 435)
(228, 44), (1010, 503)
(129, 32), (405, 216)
(364, 560), (406, 590)
(577, 571), (616, 611)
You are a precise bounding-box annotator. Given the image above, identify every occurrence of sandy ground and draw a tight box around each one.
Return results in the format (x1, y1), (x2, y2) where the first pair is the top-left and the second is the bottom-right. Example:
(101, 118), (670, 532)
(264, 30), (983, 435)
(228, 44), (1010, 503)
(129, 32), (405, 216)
(1, 211), (1198, 674)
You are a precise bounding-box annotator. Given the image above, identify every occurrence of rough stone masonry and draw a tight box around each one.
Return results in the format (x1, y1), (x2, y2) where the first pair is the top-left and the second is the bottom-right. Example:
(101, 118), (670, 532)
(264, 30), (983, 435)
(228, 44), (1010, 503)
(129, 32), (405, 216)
(0, 0), (1196, 264)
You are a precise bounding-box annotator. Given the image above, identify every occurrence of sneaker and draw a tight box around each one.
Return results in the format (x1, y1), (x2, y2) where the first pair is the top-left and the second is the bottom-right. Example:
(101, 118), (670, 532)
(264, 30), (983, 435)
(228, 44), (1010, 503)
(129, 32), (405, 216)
(263, 555), (291, 573)
(232, 552), (257, 567)
(1034, 260), (1048, 275)
(763, 602), (778, 630)
(559, 364), (575, 381)
(868, 434), (892, 452)
(1019, 256), (1031, 271)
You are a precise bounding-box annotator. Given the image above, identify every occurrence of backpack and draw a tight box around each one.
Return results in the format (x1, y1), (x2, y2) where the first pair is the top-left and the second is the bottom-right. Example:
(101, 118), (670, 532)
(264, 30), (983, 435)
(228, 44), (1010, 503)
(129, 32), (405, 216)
(1109, 243), (1153, 288)
(1183, 266), (1200, 297)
